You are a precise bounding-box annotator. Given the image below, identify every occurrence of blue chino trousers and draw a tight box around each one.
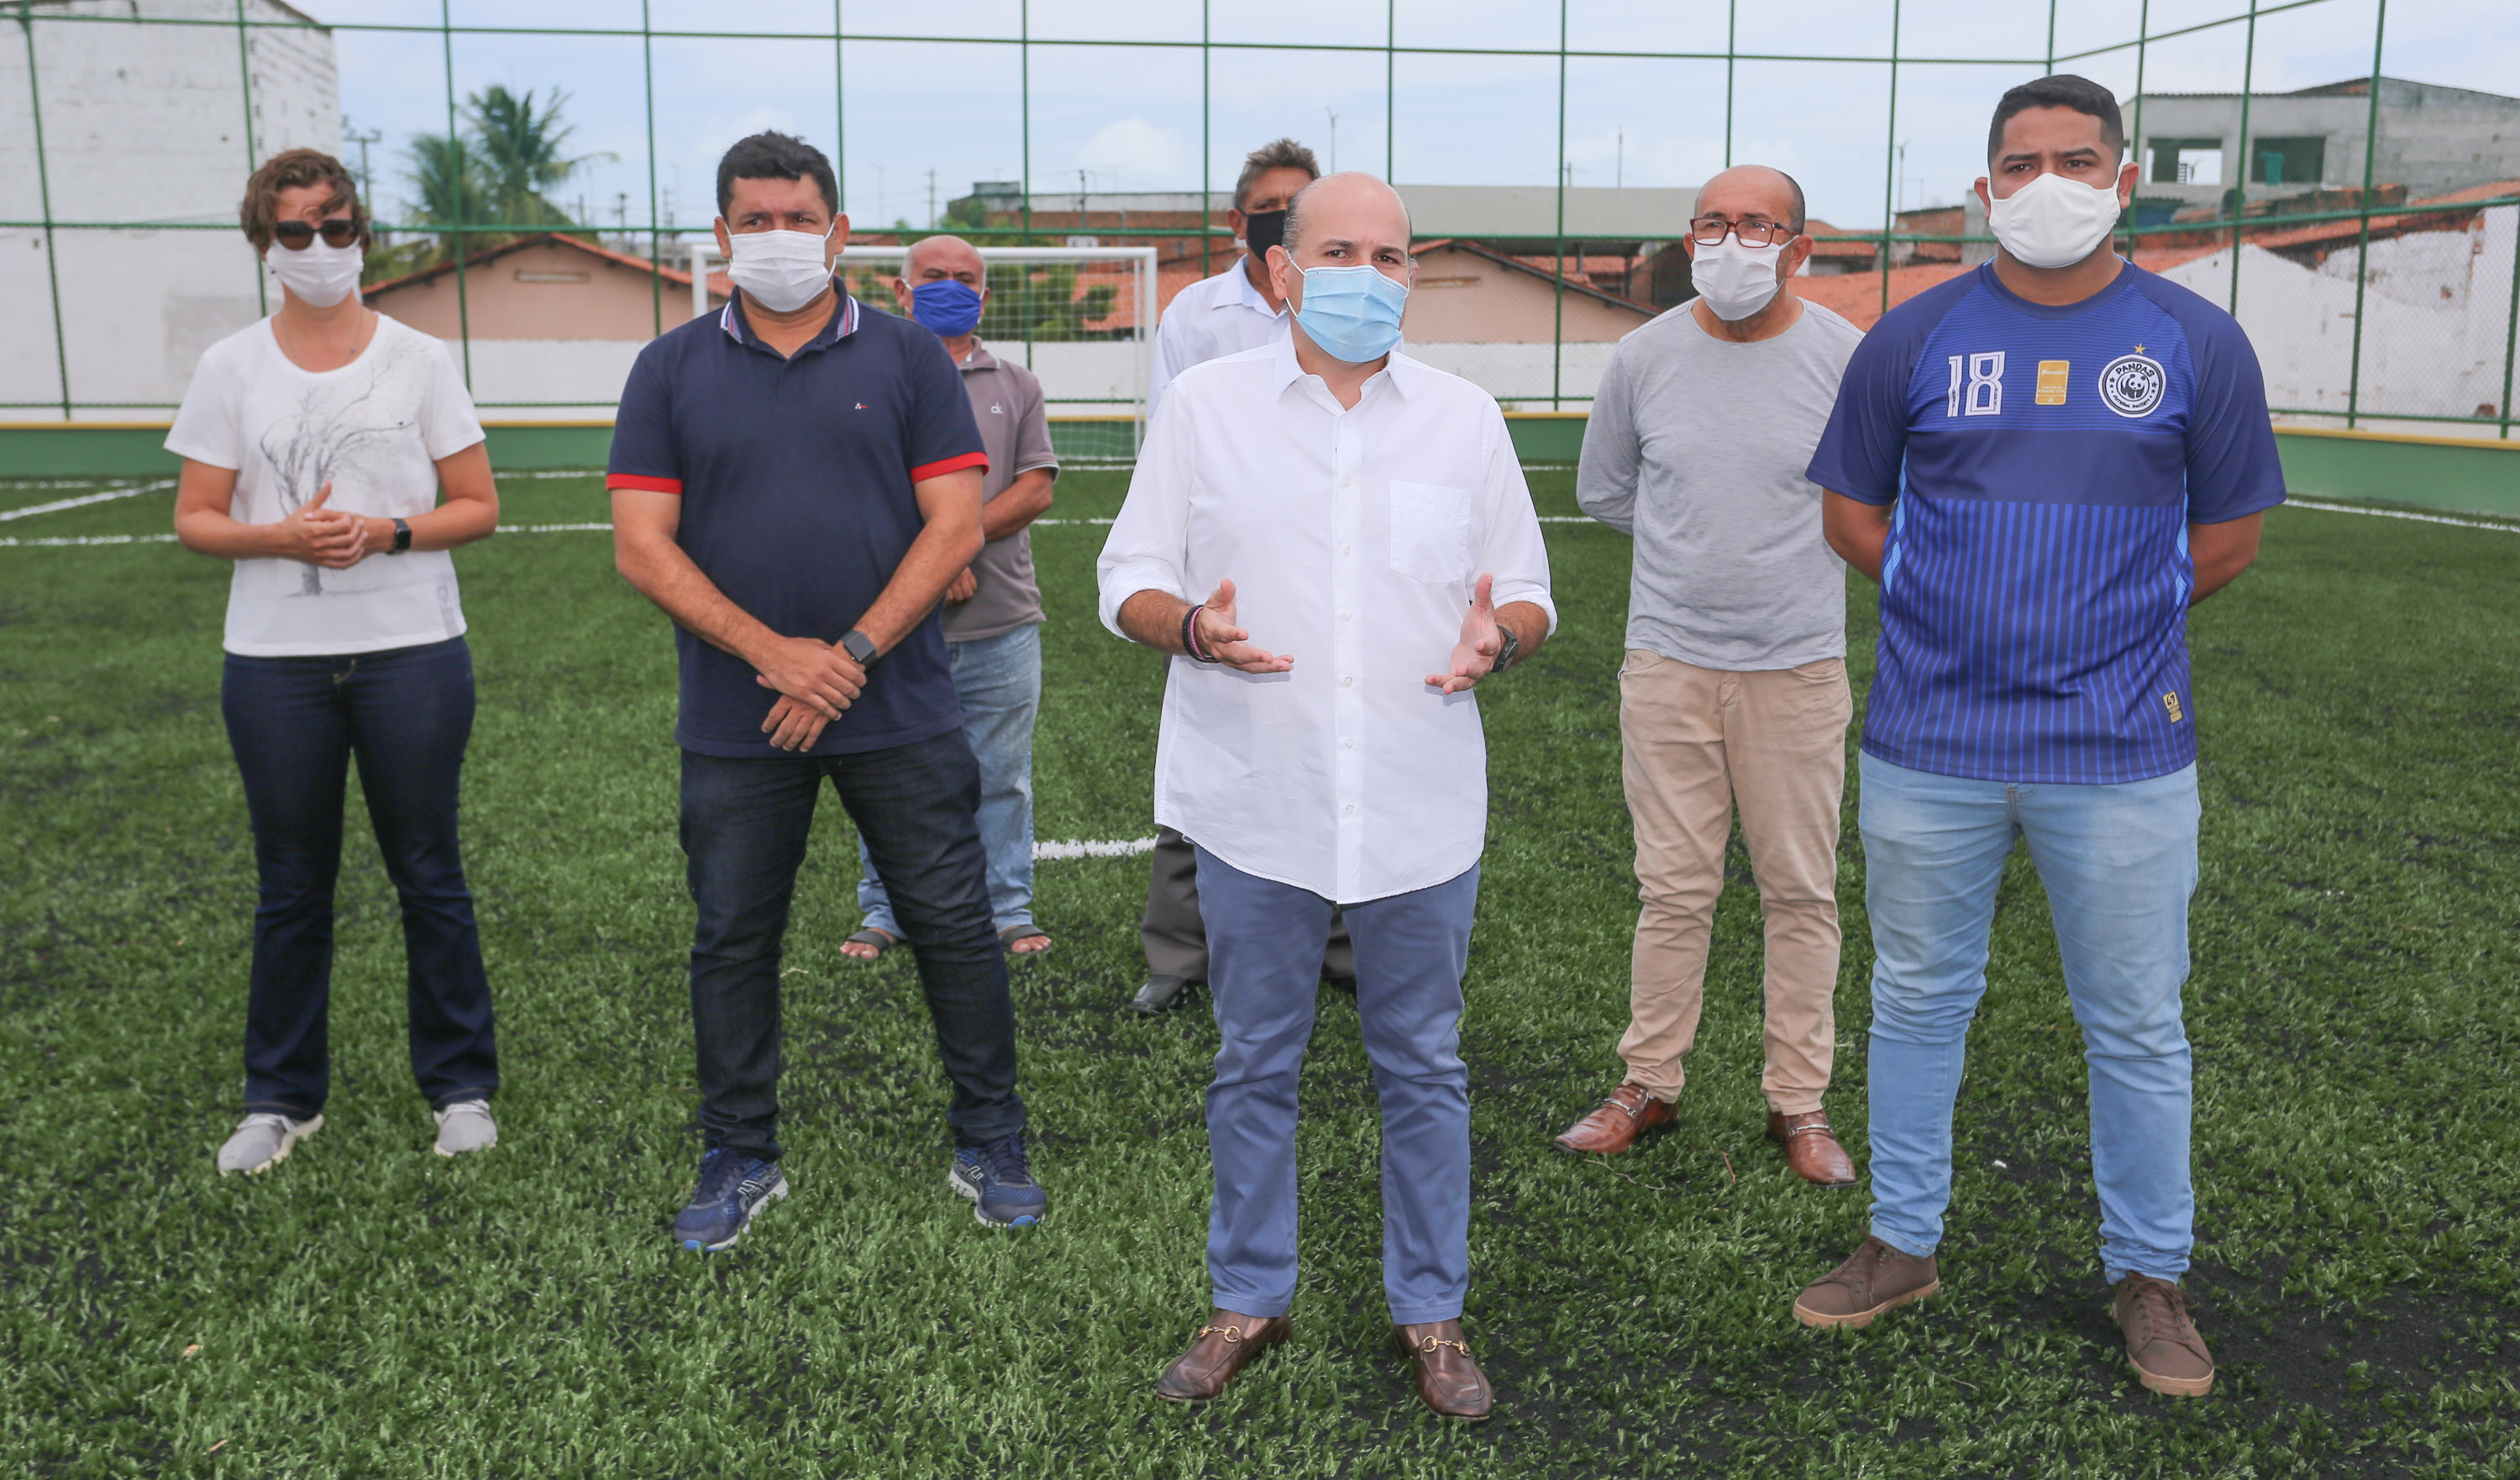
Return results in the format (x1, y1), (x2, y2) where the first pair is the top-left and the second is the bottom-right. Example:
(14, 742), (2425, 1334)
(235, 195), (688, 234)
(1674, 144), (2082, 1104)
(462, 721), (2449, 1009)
(1858, 752), (2202, 1283)
(1194, 847), (1478, 1325)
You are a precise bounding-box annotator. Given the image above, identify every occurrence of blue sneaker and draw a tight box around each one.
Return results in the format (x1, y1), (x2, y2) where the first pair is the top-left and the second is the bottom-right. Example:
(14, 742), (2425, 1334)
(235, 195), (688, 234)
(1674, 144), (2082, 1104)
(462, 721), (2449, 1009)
(949, 1133), (1048, 1228)
(672, 1147), (788, 1252)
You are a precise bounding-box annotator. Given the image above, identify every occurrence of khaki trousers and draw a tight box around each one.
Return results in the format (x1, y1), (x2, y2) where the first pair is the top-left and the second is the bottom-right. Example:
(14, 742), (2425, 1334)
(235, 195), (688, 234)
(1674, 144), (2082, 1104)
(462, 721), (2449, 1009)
(1614, 650), (1851, 1115)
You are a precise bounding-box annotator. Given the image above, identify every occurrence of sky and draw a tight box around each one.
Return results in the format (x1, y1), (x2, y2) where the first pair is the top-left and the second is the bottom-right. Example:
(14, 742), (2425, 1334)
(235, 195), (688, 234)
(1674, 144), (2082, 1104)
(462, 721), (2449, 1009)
(302, 0), (2520, 239)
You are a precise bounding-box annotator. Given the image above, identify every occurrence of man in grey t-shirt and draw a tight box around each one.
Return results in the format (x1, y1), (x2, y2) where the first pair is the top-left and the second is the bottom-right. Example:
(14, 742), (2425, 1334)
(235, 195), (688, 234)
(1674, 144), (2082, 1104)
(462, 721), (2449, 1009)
(848, 234), (1063, 960)
(1553, 166), (1865, 1188)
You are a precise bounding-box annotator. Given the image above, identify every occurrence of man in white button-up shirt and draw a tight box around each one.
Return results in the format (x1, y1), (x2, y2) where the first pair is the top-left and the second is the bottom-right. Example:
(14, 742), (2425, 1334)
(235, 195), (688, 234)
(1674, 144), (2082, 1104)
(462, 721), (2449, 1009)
(1098, 172), (1554, 1421)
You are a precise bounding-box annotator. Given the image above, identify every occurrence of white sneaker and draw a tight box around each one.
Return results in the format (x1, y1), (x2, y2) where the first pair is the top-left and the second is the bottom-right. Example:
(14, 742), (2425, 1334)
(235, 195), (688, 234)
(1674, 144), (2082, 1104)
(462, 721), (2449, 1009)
(433, 1099), (497, 1157)
(216, 1112), (322, 1176)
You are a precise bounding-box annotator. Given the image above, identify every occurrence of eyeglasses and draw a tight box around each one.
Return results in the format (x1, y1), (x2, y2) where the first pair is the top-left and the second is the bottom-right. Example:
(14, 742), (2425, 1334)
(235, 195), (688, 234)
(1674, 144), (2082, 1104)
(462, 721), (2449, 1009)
(272, 218), (360, 250)
(1688, 217), (1796, 248)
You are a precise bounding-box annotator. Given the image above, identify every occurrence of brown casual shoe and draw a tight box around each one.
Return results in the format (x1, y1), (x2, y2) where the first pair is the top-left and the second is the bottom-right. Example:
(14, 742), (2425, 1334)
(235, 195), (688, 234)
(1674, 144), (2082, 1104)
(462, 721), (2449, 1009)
(1552, 1083), (1676, 1155)
(1767, 1110), (1858, 1187)
(2114, 1275), (2215, 1398)
(1392, 1320), (1494, 1420)
(1154, 1309), (1289, 1403)
(1793, 1235), (1941, 1329)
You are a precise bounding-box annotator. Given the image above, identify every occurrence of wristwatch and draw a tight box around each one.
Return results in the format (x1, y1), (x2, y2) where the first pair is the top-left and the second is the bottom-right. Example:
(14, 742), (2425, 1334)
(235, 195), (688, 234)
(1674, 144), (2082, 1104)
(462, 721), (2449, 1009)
(840, 628), (879, 666)
(387, 516), (412, 554)
(1492, 623), (1520, 673)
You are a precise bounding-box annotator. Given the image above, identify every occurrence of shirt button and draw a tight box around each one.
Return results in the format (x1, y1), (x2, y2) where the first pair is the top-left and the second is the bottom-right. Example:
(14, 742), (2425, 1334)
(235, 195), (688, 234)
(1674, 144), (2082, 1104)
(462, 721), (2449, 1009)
(1340, 543), (1353, 555)
(1341, 476), (1355, 488)
(1340, 611), (1353, 622)
(1342, 675), (1356, 687)
(1342, 737), (1356, 748)
(1344, 804), (1357, 816)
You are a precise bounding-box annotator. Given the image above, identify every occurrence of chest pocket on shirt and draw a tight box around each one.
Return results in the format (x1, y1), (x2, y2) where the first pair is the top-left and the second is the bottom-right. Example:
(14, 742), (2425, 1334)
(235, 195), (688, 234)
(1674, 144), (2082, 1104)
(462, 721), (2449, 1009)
(1388, 481), (1474, 585)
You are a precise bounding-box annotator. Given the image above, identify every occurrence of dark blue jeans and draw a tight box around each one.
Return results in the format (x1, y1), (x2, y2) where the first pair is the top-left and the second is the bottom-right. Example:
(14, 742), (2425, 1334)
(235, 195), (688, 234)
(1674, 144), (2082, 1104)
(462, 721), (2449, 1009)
(680, 730), (1024, 1161)
(221, 635), (498, 1118)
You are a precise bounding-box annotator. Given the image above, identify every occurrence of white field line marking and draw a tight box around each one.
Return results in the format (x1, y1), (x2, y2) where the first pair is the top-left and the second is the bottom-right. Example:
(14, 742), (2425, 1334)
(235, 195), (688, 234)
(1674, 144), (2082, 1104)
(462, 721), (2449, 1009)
(1034, 837), (1157, 860)
(0, 532), (180, 548)
(0, 480), (174, 521)
(2286, 498), (2520, 533)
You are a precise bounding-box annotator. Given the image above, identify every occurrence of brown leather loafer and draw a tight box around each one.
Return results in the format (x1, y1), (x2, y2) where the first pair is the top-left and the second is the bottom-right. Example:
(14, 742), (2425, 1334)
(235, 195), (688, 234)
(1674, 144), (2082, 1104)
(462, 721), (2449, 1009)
(1767, 1110), (1858, 1186)
(1552, 1083), (1676, 1155)
(1392, 1320), (1493, 1420)
(1793, 1235), (1940, 1329)
(1154, 1309), (1288, 1403)
(2114, 1275), (2215, 1398)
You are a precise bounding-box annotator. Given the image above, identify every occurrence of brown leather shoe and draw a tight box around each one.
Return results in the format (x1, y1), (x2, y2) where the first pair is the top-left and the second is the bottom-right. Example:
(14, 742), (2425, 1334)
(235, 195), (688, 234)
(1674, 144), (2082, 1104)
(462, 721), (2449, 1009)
(1767, 1110), (1858, 1186)
(1154, 1309), (1289, 1403)
(2114, 1275), (2215, 1398)
(1793, 1235), (1940, 1329)
(1392, 1320), (1493, 1420)
(1552, 1083), (1676, 1155)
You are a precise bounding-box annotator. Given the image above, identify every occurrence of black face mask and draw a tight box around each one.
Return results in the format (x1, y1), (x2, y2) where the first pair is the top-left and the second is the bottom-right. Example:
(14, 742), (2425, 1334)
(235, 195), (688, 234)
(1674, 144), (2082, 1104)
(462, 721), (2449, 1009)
(1242, 208), (1288, 257)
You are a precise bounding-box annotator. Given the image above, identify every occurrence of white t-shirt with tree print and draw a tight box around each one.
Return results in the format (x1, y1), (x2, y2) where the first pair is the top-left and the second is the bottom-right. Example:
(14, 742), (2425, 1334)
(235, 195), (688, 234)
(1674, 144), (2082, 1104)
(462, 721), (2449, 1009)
(167, 313), (485, 657)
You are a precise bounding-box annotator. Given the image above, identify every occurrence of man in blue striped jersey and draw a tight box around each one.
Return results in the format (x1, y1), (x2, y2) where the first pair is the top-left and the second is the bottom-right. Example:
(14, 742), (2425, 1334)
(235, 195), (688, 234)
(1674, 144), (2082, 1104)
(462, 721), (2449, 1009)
(1791, 75), (2284, 1400)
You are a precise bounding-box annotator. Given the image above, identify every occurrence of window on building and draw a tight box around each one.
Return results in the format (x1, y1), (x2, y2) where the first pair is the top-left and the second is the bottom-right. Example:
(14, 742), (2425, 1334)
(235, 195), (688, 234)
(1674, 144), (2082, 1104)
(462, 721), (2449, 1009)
(2250, 136), (2326, 186)
(2147, 138), (2224, 185)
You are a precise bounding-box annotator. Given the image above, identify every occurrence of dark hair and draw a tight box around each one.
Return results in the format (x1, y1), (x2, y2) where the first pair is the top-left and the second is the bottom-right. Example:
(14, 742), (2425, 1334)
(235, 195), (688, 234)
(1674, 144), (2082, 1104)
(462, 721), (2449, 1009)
(238, 148), (366, 251)
(1235, 138), (1321, 212)
(716, 130), (838, 218)
(1987, 74), (2126, 162)
(1776, 170), (1809, 235)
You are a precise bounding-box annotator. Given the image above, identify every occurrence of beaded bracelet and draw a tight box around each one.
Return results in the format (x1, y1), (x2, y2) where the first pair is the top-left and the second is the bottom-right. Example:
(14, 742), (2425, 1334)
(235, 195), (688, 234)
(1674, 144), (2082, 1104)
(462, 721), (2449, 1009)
(1182, 604), (1221, 664)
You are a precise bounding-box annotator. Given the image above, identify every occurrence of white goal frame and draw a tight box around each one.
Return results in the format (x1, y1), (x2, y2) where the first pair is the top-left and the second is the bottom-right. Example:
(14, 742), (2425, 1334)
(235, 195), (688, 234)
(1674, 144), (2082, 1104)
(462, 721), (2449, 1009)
(686, 243), (1158, 447)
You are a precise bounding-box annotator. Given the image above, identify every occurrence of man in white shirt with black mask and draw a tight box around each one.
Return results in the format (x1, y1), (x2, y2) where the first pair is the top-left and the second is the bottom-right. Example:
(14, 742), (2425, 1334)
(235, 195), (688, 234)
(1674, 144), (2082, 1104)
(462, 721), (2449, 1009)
(1098, 171), (1554, 1421)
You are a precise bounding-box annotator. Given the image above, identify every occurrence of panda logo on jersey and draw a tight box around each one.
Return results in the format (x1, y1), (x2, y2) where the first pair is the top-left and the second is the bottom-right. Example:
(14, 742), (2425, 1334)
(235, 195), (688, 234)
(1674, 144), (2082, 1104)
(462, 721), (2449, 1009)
(2099, 353), (2166, 418)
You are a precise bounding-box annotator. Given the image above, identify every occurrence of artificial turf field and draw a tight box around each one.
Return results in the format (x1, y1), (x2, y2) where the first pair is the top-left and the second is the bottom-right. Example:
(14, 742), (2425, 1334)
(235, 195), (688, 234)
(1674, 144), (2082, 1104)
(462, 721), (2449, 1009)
(2, 465), (2516, 1479)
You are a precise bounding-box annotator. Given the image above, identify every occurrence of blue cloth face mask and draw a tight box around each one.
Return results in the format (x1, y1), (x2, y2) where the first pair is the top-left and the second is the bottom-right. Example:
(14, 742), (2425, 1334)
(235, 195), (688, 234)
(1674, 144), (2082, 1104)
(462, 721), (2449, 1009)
(1287, 260), (1410, 363)
(910, 278), (985, 337)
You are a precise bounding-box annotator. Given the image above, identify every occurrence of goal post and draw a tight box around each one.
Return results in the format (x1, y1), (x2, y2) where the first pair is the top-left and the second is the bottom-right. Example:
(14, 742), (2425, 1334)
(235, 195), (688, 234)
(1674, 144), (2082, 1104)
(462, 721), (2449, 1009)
(686, 243), (1157, 464)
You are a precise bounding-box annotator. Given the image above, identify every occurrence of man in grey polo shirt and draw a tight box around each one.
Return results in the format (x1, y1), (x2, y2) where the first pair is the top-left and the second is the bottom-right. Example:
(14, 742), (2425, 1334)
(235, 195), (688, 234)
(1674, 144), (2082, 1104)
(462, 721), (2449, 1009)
(1554, 165), (1866, 1187)
(848, 234), (1062, 961)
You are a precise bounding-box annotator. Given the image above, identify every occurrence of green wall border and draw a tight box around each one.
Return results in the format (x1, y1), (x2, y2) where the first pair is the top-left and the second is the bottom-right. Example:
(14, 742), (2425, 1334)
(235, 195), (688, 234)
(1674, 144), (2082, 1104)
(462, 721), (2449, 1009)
(6, 419), (2512, 517)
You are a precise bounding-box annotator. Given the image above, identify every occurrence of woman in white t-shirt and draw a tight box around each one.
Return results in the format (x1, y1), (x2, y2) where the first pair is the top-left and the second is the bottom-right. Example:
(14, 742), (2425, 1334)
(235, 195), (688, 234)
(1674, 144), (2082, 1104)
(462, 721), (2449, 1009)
(168, 149), (505, 1177)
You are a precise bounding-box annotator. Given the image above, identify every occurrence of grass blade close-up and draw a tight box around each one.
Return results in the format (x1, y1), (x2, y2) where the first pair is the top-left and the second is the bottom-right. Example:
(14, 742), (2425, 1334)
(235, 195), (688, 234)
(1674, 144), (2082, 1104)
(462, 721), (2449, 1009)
(1, 469), (2515, 1477)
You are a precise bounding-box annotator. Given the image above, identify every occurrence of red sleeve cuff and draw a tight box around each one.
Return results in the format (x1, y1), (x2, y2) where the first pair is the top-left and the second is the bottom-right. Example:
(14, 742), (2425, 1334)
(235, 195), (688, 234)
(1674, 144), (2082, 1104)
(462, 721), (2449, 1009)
(909, 450), (990, 483)
(606, 473), (684, 494)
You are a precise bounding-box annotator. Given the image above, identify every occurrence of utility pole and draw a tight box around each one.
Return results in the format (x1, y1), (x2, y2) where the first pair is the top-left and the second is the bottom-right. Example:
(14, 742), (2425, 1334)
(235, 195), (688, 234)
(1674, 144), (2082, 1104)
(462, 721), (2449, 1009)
(1615, 123), (1623, 190)
(927, 168), (937, 228)
(1325, 107), (1341, 173)
(344, 126), (382, 206)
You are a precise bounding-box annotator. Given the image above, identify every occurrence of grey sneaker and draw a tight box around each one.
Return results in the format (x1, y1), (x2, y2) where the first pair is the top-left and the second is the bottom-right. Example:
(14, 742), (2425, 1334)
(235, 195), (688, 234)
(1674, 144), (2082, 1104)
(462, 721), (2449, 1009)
(433, 1100), (497, 1157)
(216, 1112), (322, 1176)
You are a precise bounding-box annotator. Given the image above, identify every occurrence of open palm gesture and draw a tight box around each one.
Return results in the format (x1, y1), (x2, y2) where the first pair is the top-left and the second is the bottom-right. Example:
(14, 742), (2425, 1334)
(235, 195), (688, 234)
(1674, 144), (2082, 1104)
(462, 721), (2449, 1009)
(1427, 573), (1502, 694)
(1193, 578), (1293, 673)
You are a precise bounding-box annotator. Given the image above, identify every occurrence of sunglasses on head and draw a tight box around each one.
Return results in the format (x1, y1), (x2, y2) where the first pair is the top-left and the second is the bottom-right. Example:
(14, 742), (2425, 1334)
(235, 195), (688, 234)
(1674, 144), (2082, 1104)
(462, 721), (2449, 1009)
(272, 218), (360, 249)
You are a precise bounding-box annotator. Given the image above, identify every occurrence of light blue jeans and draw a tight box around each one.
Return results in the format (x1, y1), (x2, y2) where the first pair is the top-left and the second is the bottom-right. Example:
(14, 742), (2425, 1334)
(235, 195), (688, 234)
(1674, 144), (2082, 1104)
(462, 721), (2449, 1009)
(1858, 752), (2201, 1284)
(858, 623), (1040, 940)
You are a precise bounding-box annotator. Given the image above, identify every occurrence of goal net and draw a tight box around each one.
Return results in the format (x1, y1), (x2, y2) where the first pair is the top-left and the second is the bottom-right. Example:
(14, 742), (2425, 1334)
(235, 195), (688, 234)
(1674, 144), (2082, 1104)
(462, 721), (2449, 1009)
(687, 243), (1157, 464)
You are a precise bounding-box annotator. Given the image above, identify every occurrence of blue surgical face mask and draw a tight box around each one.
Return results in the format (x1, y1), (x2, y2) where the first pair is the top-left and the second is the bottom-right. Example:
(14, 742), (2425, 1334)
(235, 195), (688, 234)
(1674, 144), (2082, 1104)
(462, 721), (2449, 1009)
(910, 278), (984, 337)
(1287, 260), (1410, 364)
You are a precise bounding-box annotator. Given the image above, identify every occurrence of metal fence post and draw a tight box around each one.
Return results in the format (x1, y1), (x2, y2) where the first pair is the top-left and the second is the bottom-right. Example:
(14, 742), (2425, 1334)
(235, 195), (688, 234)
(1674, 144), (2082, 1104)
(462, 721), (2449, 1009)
(2227, 0), (2256, 314)
(1384, 0), (1395, 181)
(833, 0), (846, 213)
(1199, 0), (1210, 284)
(1880, 0), (1900, 322)
(441, 0), (472, 383)
(18, 1), (72, 420)
(2344, 0), (2385, 429)
(1551, 0), (1566, 412)
(2502, 203), (2519, 439)
(1722, 0), (1735, 169)
(2127, 0), (2150, 260)
(235, 0), (265, 317)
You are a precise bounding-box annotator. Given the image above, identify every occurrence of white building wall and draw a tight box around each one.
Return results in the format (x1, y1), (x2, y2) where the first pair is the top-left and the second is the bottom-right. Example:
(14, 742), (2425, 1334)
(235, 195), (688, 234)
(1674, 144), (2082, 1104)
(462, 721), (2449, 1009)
(2160, 207), (2517, 427)
(0, 0), (338, 418)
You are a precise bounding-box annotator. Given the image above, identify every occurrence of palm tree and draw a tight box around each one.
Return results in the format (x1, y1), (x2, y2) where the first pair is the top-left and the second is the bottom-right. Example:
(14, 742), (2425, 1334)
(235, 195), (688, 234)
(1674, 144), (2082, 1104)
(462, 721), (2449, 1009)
(465, 85), (612, 229)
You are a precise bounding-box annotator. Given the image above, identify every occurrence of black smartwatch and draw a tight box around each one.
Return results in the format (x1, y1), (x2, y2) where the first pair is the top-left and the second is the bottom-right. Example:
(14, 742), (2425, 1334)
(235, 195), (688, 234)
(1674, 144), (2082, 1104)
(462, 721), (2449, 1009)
(840, 628), (879, 666)
(388, 516), (412, 554)
(1492, 623), (1520, 673)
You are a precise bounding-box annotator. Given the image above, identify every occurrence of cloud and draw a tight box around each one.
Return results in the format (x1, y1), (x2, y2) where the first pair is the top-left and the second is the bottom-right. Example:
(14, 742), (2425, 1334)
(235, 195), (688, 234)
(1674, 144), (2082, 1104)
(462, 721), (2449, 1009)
(1074, 118), (1190, 191)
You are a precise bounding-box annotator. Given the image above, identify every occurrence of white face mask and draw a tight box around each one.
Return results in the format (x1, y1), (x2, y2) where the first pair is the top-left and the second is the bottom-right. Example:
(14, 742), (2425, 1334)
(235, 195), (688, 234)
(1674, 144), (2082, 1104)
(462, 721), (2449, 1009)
(1984, 170), (2121, 270)
(1689, 236), (1785, 322)
(266, 238), (364, 308)
(726, 221), (837, 313)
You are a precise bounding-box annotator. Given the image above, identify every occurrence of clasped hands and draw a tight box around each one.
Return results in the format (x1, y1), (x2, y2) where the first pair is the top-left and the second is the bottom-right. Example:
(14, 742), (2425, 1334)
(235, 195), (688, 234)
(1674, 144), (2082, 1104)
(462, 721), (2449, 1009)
(271, 481), (395, 569)
(754, 636), (867, 752)
(1189, 573), (1507, 694)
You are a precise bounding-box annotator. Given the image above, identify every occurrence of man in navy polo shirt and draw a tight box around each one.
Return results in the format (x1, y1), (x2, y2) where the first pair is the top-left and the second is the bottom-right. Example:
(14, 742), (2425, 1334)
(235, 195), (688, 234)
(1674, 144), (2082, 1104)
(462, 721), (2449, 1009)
(609, 131), (1049, 1249)
(1792, 77), (2283, 1399)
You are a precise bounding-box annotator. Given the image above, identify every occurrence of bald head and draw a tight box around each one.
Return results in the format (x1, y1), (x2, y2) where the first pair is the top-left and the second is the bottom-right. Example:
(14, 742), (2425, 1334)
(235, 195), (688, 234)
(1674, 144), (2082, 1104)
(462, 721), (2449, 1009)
(902, 232), (985, 287)
(1694, 165), (1806, 237)
(1281, 171), (1412, 260)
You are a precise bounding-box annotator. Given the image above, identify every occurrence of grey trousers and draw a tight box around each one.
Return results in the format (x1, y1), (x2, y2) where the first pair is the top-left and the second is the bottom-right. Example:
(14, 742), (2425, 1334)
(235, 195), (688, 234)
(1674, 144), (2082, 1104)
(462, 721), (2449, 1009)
(1142, 827), (1355, 983)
